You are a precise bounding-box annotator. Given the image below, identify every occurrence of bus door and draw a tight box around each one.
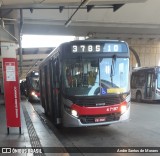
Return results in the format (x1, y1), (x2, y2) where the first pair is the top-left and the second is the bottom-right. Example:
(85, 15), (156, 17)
(51, 59), (61, 124)
(145, 73), (154, 99)
(44, 65), (50, 114)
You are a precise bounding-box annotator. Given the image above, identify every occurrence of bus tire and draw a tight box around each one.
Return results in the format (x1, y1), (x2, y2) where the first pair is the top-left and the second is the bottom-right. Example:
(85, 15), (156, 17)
(136, 92), (142, 102)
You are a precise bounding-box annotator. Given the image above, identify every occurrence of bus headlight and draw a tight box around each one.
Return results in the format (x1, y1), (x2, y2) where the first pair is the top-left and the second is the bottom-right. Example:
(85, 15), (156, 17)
(121, 105), (127, 114)
(71, 110), (78, 117)
(31, 91), (37, 97)
(64, 105), (79, 118)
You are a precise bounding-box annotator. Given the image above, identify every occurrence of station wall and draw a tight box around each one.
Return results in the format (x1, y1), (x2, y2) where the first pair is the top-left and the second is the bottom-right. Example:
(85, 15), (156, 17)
(127, 39), (160, 68)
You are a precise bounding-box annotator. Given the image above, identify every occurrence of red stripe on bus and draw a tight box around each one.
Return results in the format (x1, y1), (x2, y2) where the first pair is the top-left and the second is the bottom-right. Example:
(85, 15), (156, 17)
(36, 92), (40, 96)
(71, 101), (127, 115)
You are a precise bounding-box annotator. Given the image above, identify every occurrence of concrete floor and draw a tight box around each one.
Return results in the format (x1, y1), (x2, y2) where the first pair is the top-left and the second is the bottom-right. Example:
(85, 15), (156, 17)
(0, 95), (69, 156)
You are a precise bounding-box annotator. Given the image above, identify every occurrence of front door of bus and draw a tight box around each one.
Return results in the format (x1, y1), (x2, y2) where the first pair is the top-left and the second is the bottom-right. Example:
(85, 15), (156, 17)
(50, 59), (60, 125)
(145, 73), (153, 99)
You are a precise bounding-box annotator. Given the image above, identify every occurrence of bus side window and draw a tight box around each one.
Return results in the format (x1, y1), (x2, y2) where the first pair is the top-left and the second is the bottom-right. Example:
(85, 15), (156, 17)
(66, 68), (72, 87)
(139, 74), (145, 86)
(131, 73), (144, 88)
(151, 74), (155, 91)
(55, 60), (60, 88)
(152, 81), (155, 91)
(131, 74), (136, 88)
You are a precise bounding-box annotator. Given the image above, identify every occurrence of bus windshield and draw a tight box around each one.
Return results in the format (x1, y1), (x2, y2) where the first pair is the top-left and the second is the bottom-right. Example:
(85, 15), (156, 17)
(62, 58), (129, 96)
(30, 77), (39, 91)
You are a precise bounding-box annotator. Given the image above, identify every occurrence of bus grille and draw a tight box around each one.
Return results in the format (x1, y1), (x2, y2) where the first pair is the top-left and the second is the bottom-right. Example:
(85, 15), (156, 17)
(79, 113), (121, 124)
(74, 97), (122, 107)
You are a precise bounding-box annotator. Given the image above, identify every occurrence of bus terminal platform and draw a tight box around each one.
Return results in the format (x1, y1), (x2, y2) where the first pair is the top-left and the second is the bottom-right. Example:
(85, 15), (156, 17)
(0, 94), (69, 156)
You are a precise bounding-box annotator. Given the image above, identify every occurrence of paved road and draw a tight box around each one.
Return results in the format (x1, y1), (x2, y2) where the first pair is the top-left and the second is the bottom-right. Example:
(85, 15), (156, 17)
(32, 101), (160, 156)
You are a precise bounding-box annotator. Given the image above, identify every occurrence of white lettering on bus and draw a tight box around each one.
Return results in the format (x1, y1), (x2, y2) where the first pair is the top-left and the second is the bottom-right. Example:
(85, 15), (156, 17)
(14, 86), (18, 118)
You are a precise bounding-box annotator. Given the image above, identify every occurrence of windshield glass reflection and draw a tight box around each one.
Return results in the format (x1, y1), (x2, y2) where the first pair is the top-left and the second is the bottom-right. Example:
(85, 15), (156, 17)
(62, 58), (129, 96)
(31, 77), (39, 91)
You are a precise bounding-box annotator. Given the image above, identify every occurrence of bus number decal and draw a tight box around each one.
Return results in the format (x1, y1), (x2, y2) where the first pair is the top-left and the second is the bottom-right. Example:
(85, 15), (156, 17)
(80, 45), (85, 52)
(88, 45), (93, 52)
(114, 45), (119, 52)
(96, 45), (101, 52)
(107, 45), (111, 52)
(72, 45), (101, 53)
(104, 44), (121, 52)
(72, 45), (78, 52)
(106, 106), (118, 112)
(107, 45), (119, 52)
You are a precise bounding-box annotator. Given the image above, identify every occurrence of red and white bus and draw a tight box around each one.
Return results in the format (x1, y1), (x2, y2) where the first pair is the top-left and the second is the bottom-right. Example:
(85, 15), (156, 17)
(39, 40), (131, 127)
(26, 71), (40, 102)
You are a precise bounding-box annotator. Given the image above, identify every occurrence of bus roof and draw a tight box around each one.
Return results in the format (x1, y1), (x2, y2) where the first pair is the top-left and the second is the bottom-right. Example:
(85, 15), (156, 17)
(132, 66), (160, 72)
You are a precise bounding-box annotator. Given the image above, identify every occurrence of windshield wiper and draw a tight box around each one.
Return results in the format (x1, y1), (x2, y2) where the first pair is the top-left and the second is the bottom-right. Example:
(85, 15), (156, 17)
(110, 55), (116, 86)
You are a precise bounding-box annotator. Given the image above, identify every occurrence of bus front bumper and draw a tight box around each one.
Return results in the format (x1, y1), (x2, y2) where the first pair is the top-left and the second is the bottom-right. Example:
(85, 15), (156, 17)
(62, 105), (130, 127)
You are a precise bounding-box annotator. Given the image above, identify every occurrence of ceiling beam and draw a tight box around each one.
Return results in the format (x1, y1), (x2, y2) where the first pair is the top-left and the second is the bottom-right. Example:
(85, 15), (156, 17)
(0, 4), (116, 10)
(113, 4), (124, 12)
(16, 54), (48, 60)
(0, 9), (13, 17)
(87, 5), (94, 12)
(59, 6), (64, 13)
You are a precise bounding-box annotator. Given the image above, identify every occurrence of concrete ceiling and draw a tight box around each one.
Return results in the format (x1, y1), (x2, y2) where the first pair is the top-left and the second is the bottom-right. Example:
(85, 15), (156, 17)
(1, 0), (160, 79)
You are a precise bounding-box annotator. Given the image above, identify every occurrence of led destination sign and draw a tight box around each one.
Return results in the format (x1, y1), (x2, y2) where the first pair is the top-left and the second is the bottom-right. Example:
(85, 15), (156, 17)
(72, 43), (125, 53)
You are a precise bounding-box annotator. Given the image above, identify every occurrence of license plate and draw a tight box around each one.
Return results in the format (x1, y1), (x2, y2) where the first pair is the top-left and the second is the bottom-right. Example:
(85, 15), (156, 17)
(95, 117), (106, 123)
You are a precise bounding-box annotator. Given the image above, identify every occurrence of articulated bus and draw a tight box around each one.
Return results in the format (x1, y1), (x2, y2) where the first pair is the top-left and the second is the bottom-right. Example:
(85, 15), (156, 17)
(26, 71), (40, 102)
(131, 66), (160, 102)
(39, 40), (131, 127)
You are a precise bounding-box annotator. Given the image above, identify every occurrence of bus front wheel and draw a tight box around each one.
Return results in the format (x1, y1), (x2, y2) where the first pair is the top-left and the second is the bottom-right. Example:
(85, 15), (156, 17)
(136, 92), (142, 102)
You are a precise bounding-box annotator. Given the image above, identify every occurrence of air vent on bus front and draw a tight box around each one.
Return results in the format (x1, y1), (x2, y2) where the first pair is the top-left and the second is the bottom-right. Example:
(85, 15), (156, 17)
(74, 97), (123, 107)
